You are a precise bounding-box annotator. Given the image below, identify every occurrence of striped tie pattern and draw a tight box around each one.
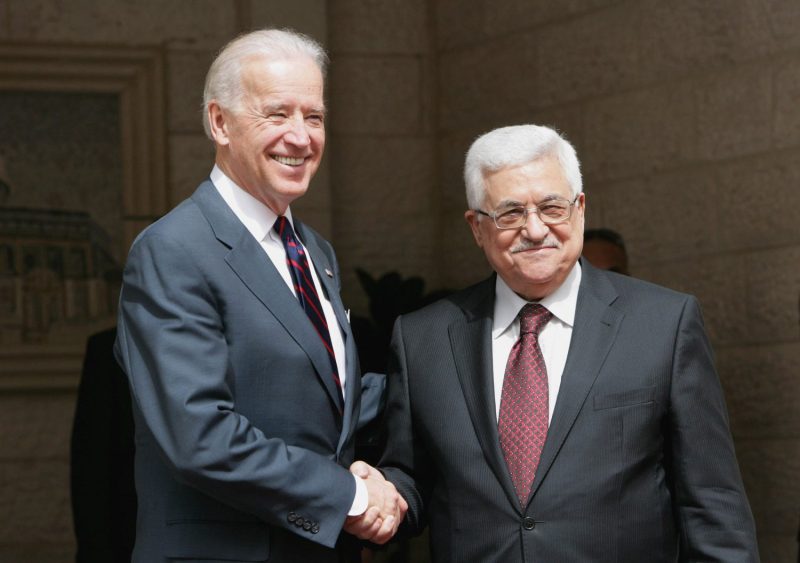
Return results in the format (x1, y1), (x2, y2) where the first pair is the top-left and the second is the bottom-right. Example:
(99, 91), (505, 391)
(498, 303), (552, 507)
(273, 216), (343, 411)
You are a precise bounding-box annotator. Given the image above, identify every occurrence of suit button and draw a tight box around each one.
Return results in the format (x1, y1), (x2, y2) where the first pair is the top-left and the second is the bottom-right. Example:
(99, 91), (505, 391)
(287, 512), (297, 523)
(522, 517), (535, 530)
(295, 517), (305, 527)
(311, 524), (320, 534)
(303, 521), (312, 531)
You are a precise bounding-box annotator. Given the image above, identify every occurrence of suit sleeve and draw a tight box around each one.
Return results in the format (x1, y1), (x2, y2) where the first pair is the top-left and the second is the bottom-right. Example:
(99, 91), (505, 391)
(669, 296), (760, 562)
(378, 316), (434, 538)
(115, 232), (355, 548)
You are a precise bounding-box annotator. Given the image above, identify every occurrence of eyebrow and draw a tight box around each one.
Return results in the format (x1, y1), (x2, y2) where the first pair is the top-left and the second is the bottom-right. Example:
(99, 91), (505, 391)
(493, 193), (567, 208)
(261, 103), (327, 115)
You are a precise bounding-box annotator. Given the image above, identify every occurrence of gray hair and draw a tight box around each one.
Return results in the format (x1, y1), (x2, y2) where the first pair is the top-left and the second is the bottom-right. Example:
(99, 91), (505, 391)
(202, 28), (328, 139)
(463, 124), (582, 209)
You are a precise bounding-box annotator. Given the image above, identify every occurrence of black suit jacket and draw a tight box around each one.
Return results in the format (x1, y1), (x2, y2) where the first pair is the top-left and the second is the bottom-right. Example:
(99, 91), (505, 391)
(380, 260), (759, 562)
(71, 327), (137, 563)
(115, 180), (362, 563)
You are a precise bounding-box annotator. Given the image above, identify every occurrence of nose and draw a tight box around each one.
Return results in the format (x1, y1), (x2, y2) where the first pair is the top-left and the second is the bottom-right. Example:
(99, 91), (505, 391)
(284, 116), (311, 147)
(522, 210), (550, 241)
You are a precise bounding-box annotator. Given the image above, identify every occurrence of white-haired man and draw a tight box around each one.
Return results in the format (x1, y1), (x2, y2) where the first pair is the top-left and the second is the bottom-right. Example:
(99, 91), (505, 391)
(371, 124), (759, 562)
(115, 28), (404, 562)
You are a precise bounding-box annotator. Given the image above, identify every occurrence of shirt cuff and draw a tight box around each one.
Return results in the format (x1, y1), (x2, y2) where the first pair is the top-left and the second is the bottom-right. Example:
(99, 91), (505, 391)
(348, 474), (368, 516)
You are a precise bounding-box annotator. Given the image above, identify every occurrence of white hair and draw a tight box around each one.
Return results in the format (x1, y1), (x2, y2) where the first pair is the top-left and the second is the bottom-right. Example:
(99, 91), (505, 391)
(202, 28), (328, 139)
(463, 124), (583, 209)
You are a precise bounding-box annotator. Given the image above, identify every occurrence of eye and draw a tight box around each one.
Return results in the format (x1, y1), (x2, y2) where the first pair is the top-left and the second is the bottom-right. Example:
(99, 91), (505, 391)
(306, 113), (325, 126)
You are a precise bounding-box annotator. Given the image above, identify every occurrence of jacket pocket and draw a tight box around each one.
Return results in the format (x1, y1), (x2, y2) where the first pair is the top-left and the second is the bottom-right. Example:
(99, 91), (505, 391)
(593, 386), (655, 410)
(165, 520), (269, 561)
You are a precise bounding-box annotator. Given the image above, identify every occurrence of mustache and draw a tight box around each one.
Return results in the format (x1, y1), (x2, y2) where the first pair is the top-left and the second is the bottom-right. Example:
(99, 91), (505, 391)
(511, 237), (560, 254)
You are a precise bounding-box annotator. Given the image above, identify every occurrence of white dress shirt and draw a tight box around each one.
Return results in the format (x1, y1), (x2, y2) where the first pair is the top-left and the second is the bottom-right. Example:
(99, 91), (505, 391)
(210, 166), (367, 515)
(491, 263), (582, 423)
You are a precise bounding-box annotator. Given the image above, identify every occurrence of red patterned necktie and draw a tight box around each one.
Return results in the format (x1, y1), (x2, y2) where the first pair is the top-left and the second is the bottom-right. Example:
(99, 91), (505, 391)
(498, 303), (553, 507)
(274, 216), (343, 411)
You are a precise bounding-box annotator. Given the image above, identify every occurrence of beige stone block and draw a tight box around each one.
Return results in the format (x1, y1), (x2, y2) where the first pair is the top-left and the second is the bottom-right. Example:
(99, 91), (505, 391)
(695, 65), (772, 161)
(537, 4), (641, 106)
(484, 0), (621, 37)
(641, 255), (749, 346)
(0, 393), (76, 460)
(583, 82), (695, 181)
(440, 214), (491, 290)
(774, 59), (800, 149)
(168, 134), (215, 206)
(438, 127), (486, 211)
(329, 56), (424, 136)
(439, 33), (538, 132)
(718, 343), (800, 440)
(0, 4), (9, 38)
(248, 0), (328, 47)
(329, 0), (427, 54)
(7, 0), (238, 49)
(330, 137), (437, 299)
(639, 0), (774, 83)
(737, 438), (800, 536)
(0, 459), (72, 542)
(600, 169), (719, 264)
(744, 247), (800, 343)
(715, 151), (800, 251)
(435, 0), (486, 50)
(762, 0), (800, 52)
(167, 49), (214, 134)
(331, 137), (435, 216)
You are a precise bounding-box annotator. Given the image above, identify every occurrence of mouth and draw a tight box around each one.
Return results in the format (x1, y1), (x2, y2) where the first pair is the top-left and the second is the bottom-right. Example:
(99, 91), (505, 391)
(271, 155), (307, 167)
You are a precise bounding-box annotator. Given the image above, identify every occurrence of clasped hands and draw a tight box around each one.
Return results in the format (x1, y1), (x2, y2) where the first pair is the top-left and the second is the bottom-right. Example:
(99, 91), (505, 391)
(343, 461), (408, 544)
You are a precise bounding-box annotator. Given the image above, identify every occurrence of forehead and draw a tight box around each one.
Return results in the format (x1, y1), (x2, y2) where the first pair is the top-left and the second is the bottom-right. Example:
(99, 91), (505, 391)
(482, 156), (572, 205)
(240, 55), (325, 104)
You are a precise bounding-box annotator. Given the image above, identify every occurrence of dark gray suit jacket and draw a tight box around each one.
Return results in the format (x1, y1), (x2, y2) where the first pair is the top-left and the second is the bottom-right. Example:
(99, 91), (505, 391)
(115, 180), (362, 563)
(380, 261), (759, 563)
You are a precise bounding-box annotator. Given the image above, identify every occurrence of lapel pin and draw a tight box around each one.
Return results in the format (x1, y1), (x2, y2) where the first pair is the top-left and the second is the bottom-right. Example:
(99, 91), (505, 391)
(325, 268), (333, 278)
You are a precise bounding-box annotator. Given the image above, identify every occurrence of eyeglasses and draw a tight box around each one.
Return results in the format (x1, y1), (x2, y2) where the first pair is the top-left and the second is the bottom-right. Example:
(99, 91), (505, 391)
(475, 196), (580, 230)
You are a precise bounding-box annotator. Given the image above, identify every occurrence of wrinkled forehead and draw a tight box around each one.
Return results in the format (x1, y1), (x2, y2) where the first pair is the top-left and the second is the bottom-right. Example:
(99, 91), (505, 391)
(482, 157), (572, 206)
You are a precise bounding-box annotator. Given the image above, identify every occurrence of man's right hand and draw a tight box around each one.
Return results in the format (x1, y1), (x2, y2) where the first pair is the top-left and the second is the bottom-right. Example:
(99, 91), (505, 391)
(343, 461), (408, 544)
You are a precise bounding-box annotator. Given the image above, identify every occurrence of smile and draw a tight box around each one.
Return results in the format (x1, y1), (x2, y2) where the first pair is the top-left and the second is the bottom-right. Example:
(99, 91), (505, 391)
(272, 155), (306, 166)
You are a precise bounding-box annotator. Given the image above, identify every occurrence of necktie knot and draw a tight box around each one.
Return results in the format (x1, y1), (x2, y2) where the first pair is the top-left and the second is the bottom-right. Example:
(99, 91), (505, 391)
(519, 303), (552, 336)
(274, 216), (299, 248)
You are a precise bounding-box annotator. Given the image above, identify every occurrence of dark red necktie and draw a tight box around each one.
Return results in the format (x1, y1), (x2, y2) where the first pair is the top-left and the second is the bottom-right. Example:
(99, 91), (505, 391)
(273, 216), (343, 410)
(498, 303), (553, 507)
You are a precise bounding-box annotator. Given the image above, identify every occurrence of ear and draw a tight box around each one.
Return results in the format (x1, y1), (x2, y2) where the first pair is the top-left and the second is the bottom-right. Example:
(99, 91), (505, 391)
(207, 101), (231, 146)
(464, 210), (485, 249)
(575, 192), (586, 228)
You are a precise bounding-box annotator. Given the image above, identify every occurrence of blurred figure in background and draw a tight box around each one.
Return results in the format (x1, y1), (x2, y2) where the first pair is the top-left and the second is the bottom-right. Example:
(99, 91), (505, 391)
(582, 227), (629, 275)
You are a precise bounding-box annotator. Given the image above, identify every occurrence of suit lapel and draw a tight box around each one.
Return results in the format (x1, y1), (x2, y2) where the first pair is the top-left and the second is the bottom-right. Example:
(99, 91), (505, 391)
(191, 182), (345, 413)
(528, 262), (623, 502)
(449, 277), (523, 510)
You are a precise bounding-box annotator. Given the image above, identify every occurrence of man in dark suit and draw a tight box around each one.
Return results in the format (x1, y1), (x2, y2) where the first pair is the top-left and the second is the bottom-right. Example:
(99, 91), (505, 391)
(368, 124), (759, 562)
(71, 327), (136, 562)
(115, 29), (404, 563)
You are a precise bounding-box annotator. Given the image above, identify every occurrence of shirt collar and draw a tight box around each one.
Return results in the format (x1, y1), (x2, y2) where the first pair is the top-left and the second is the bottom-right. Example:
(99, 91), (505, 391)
(492, 261), (582, 339)
(210, 165), (294, 242)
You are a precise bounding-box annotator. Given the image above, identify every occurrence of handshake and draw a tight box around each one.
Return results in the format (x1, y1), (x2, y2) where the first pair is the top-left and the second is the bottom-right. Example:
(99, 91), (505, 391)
(343, 461), (408, 544)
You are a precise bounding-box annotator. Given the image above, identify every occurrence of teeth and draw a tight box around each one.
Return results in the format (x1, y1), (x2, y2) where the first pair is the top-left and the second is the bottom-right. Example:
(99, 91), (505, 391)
(272, 155), (305, 166)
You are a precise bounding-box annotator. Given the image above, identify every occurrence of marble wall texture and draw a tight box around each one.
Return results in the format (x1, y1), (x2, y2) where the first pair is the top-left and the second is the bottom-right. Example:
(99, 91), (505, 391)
(0, 0), (798, 561)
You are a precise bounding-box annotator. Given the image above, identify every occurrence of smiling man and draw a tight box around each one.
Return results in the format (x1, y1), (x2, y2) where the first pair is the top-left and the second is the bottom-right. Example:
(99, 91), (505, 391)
(372, 124), (759, 562)
(115, 29), (404, 563)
